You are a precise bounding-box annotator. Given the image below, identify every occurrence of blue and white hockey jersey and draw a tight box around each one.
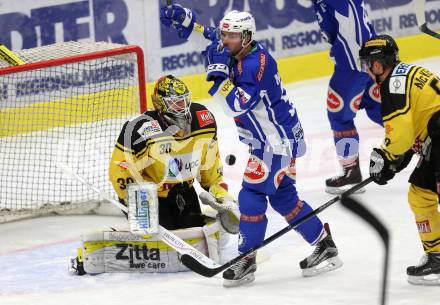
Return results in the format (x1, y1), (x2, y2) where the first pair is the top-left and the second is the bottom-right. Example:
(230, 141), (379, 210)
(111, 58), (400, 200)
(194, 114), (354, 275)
(212, 42), (304, 157)
(313, 0), (375, 71)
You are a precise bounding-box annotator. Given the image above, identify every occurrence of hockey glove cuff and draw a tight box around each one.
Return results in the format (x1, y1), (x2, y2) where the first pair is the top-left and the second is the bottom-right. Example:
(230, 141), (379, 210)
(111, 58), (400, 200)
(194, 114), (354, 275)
(393, 149), (414, 173)
(369, 148), (395, 185)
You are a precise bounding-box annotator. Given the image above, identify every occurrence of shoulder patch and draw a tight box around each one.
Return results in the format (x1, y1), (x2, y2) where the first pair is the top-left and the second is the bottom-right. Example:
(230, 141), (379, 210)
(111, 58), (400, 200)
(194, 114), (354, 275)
(389, 76), (406, 95)
(196, 110), (215, 127)
(137, 120), (163, 139)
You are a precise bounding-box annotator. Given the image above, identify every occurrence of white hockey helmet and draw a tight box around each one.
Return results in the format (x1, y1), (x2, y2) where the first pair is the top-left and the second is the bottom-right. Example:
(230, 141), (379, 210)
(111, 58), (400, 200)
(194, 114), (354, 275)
(219, 10), (256, 41)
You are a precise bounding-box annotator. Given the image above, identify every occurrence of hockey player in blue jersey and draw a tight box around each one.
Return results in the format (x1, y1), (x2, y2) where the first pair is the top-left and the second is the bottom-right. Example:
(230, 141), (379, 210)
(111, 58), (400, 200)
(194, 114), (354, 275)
(312, 0), (383, 194)
(161, 4), (343, 287)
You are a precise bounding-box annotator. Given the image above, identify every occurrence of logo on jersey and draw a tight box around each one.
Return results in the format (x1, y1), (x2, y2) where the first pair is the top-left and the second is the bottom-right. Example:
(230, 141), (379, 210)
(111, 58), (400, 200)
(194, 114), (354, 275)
(243, 156), (269, 184)
(416, 220), (431, 233)
(384, 123), (393, 135)
(326, 87), (343, 112)
(349, 91), (363, 112)
(137, 120), (163, 139)
(256, 52), (266, 82)
(168, 158), (183, 178)
(369, 84), (381, 103)
(274, 159), (296, 188)
(117, 160), (130, 170)
(236, 87), (251, 105)
(390, 76), (406, 94)
(196, 110), (214, 127)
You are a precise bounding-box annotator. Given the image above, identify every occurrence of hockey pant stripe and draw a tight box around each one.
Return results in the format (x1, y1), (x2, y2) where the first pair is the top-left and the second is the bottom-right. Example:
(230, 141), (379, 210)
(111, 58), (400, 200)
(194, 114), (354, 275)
(283, 200), (304, 222)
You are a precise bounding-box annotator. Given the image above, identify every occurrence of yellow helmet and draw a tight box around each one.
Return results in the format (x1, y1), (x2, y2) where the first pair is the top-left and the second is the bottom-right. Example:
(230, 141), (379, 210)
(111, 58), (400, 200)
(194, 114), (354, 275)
(152, 75), (191, 117)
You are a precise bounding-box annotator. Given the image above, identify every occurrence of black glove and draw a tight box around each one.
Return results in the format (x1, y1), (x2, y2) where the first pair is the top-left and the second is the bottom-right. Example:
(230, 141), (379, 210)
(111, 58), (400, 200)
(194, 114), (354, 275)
(393, 149), (414, 173)
(369, 148), (395, 185)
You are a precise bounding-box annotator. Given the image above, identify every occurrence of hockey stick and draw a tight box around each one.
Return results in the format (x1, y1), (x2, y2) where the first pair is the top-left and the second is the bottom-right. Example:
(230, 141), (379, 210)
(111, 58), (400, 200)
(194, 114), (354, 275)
(0, 44), (25, 66)
(340, 196), (389, 305)
(57, 163), (220, 270)
(414, 0), (440, 39)
(181, 177), (373, 277)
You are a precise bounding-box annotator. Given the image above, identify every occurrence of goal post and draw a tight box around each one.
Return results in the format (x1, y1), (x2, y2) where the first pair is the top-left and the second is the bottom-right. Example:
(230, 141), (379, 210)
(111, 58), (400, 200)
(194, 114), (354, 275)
(0, 42), (147, 222)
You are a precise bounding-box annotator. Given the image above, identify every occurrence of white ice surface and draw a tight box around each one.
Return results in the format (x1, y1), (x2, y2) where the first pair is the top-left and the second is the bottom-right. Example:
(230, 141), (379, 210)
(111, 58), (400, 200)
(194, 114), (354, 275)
(1, 57), (440, 305)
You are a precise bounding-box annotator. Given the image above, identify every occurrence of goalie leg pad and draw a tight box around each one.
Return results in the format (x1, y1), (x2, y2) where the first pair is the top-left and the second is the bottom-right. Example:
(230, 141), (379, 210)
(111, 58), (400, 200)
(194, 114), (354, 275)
(72, 225), (221, 274)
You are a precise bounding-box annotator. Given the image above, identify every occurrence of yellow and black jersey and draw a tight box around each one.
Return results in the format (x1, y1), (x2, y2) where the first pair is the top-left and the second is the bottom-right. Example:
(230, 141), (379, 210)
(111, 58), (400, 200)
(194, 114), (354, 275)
(380, 62), (440, 161)
(109, 103), (224, 200)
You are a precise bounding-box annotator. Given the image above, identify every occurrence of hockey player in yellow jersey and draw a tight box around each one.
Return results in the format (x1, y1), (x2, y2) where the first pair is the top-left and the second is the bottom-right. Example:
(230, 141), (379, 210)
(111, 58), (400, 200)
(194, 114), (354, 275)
(68, 75), (240, 276)
(359, 35), (440, 285)
(109, 75), (238, 232)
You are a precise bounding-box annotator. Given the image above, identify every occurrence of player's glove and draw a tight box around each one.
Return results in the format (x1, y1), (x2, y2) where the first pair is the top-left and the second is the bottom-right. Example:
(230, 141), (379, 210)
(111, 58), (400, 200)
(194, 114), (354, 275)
(203, 42), (230, 82)
(369, 148), (395, 185)
(159, 4), (196, 39)
(202, 26), (220, 42)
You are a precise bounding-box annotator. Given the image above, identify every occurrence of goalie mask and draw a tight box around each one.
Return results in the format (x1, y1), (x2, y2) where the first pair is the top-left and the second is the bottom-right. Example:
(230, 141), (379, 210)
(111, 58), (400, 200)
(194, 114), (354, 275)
(152, 75), (192, 132)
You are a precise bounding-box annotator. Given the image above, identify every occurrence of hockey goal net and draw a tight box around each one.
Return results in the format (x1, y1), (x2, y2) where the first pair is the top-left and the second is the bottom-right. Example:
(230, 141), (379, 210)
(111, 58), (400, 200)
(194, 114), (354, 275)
(0, 42), (146, 222)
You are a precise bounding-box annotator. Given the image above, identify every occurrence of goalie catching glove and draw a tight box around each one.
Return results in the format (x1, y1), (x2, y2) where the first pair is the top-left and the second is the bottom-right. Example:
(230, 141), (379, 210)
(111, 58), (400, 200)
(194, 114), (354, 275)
(200, 183), (240, 234)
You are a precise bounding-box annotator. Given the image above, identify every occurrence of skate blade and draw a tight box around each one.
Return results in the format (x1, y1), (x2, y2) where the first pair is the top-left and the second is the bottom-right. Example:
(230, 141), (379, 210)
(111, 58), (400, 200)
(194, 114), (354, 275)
(325, 185), (365, 195)
(223, 273), (255, 288)
(302, 256), (343, 277)
(408, 274), (440, 286)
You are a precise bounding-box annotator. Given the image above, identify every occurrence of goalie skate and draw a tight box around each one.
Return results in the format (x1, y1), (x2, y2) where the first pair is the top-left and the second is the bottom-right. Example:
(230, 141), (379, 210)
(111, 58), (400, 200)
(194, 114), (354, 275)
(407, 252), (440, 286)
(223, 253), (257, 287)
(300, 223), (343, 277)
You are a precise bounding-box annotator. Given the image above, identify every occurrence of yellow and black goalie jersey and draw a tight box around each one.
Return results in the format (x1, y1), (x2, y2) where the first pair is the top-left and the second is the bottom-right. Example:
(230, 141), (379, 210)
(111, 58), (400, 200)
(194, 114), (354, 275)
(109, 103), (223, 200)
(380, 62), (440, 161)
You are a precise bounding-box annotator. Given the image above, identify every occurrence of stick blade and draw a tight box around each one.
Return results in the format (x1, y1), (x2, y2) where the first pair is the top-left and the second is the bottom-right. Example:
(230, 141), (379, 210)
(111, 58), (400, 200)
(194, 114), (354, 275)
(181, 254), (223, 277)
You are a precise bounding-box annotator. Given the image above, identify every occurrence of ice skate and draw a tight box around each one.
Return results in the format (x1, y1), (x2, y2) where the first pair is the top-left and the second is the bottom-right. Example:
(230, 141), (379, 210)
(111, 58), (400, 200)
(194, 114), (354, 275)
(325, 157), (365, 194)
(223, 253), (257, 287)
(300, 223), (343, 277)
(407, 252), (440, 286)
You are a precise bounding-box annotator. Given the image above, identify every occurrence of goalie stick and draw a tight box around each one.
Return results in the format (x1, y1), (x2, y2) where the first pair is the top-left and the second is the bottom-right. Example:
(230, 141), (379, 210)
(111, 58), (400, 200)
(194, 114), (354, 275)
(56, 163), (220, 270)
(340, 196), (389, 305)
(181, 177), (373, 277)
(414, 0), (440, 39)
